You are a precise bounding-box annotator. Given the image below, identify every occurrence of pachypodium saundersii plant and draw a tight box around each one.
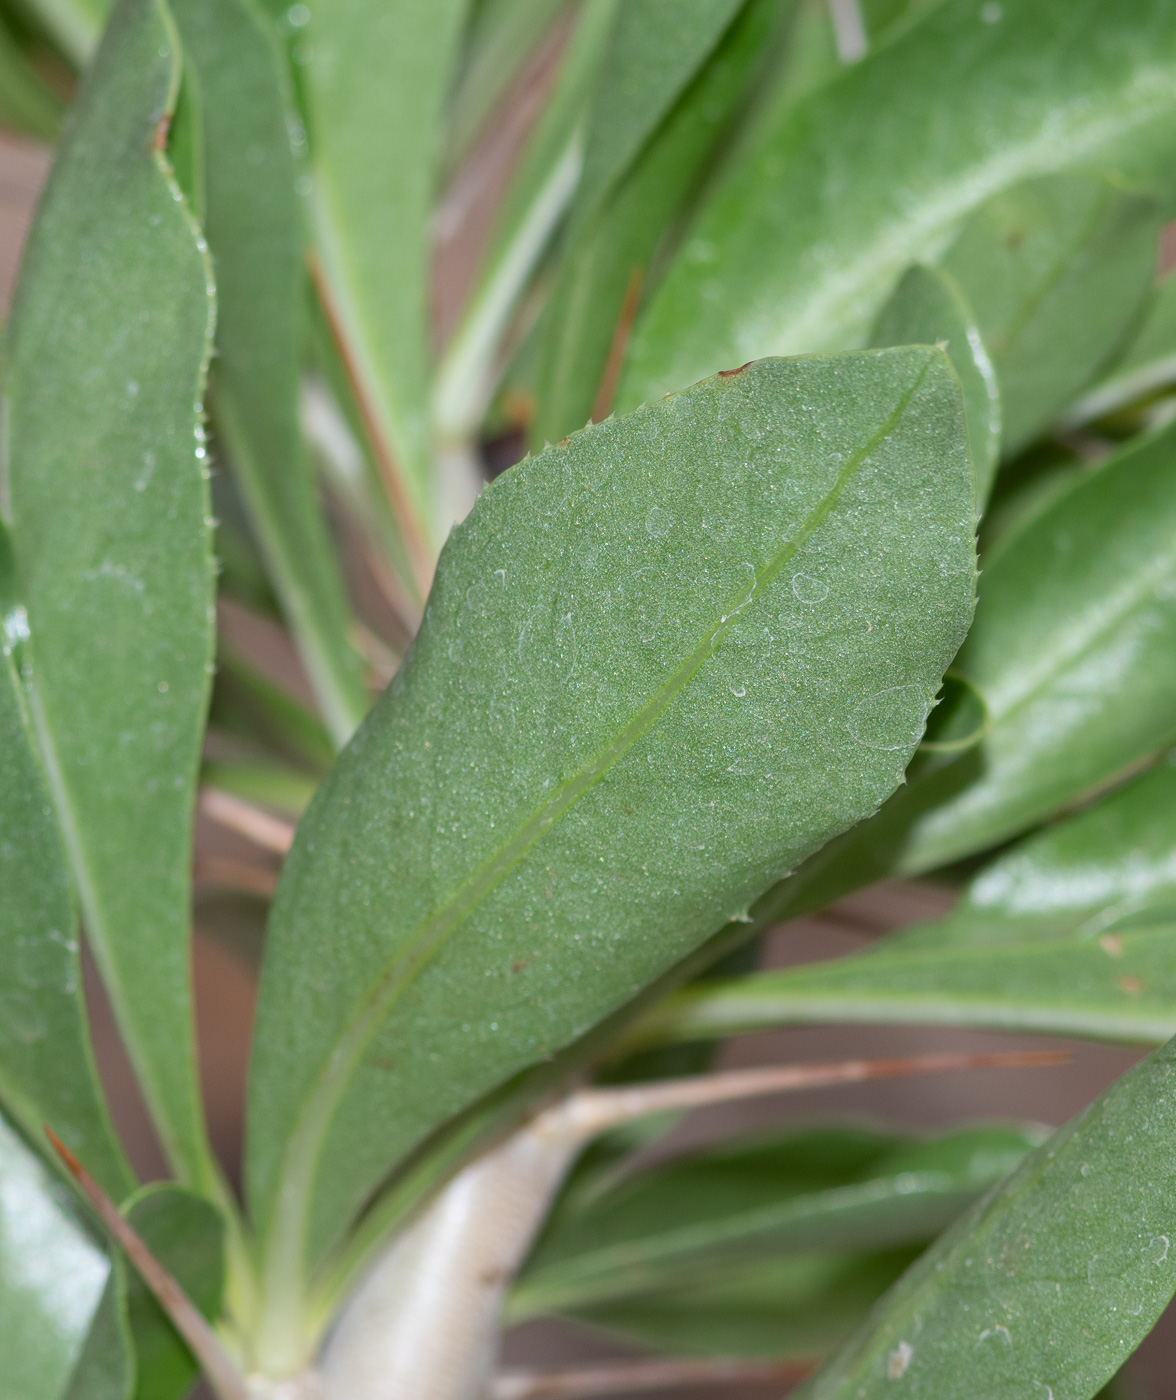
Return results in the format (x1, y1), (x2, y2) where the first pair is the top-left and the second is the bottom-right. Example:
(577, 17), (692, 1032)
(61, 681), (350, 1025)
(7, 0), (1176, 1397)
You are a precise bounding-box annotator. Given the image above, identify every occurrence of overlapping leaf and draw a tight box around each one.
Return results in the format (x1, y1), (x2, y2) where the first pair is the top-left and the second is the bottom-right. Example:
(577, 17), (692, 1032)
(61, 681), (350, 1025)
(4, 0), (219, 1194)
(618, 0), (1176, 411)
(248, 348), (975, 1319)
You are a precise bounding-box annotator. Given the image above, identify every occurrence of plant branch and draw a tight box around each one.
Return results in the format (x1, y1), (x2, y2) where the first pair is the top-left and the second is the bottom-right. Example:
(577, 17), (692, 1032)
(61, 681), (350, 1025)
(491, 1357), (814, 1400)
(45, 1127), (252, 1400)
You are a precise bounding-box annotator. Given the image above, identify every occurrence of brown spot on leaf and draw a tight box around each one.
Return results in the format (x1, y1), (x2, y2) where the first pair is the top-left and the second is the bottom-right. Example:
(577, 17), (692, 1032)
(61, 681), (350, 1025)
(719, 361), (754, 377)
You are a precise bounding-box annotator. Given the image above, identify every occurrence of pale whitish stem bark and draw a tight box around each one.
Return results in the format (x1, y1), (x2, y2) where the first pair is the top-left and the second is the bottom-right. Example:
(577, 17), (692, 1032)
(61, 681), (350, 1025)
(316, 1050), (1063, 1400)
(490, 1356), (813, 1400)
(199, 788), (296, 855)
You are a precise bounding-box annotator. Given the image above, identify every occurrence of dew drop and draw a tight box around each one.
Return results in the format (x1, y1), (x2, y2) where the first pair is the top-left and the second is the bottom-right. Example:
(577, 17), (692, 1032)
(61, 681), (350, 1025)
(980, 1), (1002, 20)
(729, 684), (746, 697)
(848, 685), (932, 751)
(645, 505), (673, 539)
(792, 572), (829, 604)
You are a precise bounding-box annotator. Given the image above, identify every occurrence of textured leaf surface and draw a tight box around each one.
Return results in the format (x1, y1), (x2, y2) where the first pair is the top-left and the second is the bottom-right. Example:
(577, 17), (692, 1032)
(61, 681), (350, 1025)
(0, 527), (131, 1200)
(0, 1109), (110, 1400)
(64, 1186), (224, 1400)
(939, 173), (1162, 456)
(4, 0), (218, 1191)
(870, 263), (1000, 505)
(804, 1036), (1176, 1400)
(511, 1125), (1041, 1318)
(618, 0), (1176, 411)
(170, 0), (368, 747)
(249, 348), (975, 1294)
(303, 0), (469, 543)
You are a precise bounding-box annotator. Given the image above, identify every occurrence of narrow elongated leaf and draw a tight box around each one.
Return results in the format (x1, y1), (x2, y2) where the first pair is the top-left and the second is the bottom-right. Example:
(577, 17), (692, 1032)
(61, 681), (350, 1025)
(1069, 271), (1176, 426)
(0, 527), (132, 1200)
(643, 757), (1176, 1048)
(939, 173), (1163, 456)
(11, 0), (107, 67)
(804, 1036), (1176, 1400)
(5, 0), (219, 1194)
(869, 263), (1000, 505)
(65, 1186), (224, 1400)
(249, 348), (975, 1318)
(618, 0), (1176, 413)
(303, 0), (469, 550)
(170, 0), (368, 748)
(511, 1125), (1041, 1318)
(0, 11), (62, 138)
(573, 0), (746, 222)
(532, 0), (792, 445)
(0, 1109), (110, 1400)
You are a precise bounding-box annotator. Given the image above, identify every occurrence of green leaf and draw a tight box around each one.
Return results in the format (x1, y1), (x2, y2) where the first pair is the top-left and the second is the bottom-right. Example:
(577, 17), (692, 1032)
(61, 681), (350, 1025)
(4, 0), (219, 1194)
(571, 1247), (922, 1360)
(0, 526), (133, 1201)
(169, 0), (369, 749)
(573, 0), (746, 223)
(642, 755), (1176, 1048)
(531, 0), (793, 445)
(9, 0), (107, 67)
(804, 1036), (1176, 1400)
(869, 263), (1000, 506)
(1068, 270), (1176, 426)
(247, 346), (975, 1353)
(511, 1124), (1042, 1319)
(0, 1108), (111, 1400)
(0, 9), (63, 139)
(64, 1186), (225, 1400)
(939, 173), (1163, 457)
(303, 0), (470, 550)
(618, 0), (1176, 414)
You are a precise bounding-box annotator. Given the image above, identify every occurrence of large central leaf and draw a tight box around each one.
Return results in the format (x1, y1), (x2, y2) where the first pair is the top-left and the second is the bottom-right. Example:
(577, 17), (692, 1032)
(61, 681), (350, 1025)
(247, 348), (975, 1297)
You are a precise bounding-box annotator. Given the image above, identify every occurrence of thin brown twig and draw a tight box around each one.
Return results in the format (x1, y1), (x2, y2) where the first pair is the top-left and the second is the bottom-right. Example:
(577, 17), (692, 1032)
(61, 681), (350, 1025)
(193, 854), (280, 899)
(491, 1356), (814, 1400)
(199, 788), (296, 855)
(309, 251), (435, 597)
(591, 265), (645, 424)
(556, 1050), (1070, 1140)
(44, 1128), (252, 1400)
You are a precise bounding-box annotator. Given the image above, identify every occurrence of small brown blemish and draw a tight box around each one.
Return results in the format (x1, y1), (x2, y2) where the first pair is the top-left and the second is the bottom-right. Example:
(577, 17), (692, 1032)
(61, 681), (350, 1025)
(718, 361), (754, 377)
(153, 114), (171, 152)
(1119, 976), (1143, 995)
(1099, 934), (1124, 957)
(1005, 227), (1026, 251)
(511, 959), (530, 975)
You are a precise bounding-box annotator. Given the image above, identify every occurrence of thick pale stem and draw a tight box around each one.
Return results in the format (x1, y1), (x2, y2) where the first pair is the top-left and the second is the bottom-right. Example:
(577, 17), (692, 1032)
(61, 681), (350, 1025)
(316, 1051), (1063, 1400)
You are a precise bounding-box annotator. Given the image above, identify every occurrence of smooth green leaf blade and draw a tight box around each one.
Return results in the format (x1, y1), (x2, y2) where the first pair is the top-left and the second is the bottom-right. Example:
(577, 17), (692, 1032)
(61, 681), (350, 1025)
(901, 418), (1176, 872)
(63, 1186), (225, 1400)
(304, 0), (469, 547)
(0, 527), (132, 1201)
(0, 10), (62, 139)
(249, 347), (974, 1299)
(122, 1186), (224, 1400)
(10, 0), (107, 67)
(62, 1258), (133, 1400)
(0, 1109), (111, 1400)
(574, 0), (746, 222)
(572, 1247), (921, 1360)
(1068, 270), (1176, 426)
(939, 173), (1163, 457)
(532, 0), (792, 446)
(5, 0), (218, 1192)
(804, 1036), (1176, 1400)
(511, 1124), (1041, 1318)
(170, 0), (369, 748)
(618, 0), (1176, 413)
(870, 263), (1000, 506)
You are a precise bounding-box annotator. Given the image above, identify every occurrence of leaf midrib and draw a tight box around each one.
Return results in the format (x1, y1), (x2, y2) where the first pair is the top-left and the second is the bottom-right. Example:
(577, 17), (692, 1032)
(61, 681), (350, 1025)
(264, 354), (936, 1294)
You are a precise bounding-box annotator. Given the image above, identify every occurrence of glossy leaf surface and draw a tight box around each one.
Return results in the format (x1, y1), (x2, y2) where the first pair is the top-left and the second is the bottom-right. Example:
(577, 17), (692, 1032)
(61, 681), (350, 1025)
(619, 0), (1176, 411)
(939, 173), (1163, 456)
(805, 1035), (1176, 1400)
(869, 263), (1000, 505)
(249, 348), (975, 1294)
(511, 1124), (1041, 1318)
(62, 1260), (132, 1400)
(303, 0), (468, 546)
(0, 1109), (109, 1400)
(170, 0), (368, 747)
(5, 0), (218, 1192)
(0, 527), (132, 1200)
(1070, 270), (1176, 425)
